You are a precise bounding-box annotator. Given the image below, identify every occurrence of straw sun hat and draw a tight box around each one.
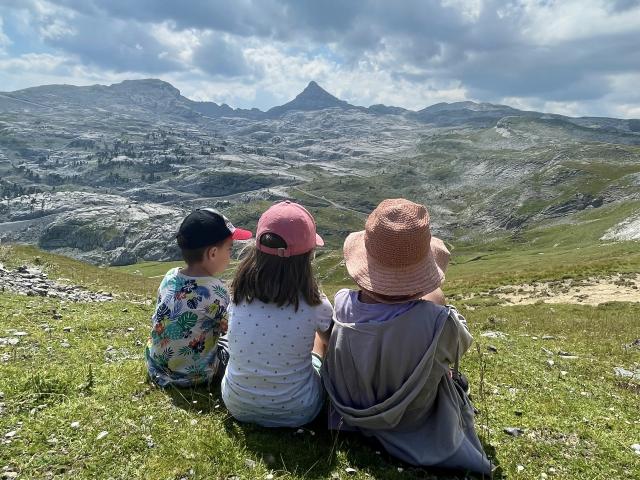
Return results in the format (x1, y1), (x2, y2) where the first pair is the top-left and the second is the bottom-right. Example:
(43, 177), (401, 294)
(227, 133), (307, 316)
(344, 199), (449, 297)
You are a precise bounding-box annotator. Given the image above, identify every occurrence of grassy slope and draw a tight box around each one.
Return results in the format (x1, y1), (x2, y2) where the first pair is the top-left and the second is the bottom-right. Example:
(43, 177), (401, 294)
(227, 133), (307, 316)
(1, 199), (640, 480)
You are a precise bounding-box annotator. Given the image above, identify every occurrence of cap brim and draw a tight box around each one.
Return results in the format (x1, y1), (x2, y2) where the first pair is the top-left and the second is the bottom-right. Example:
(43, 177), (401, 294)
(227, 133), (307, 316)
(231, 228), (253, 240)
(315, 233), (324, 247)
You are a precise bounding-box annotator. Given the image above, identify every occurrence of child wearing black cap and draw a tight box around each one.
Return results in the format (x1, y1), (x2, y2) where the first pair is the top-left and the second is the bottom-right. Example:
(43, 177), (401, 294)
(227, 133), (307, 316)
(145, 208), (252, 388)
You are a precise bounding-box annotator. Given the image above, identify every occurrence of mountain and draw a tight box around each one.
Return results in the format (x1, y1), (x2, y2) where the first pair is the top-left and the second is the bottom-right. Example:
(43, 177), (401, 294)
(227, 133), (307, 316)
(266, 81), (359, 117)
(1, 78), (640, 265)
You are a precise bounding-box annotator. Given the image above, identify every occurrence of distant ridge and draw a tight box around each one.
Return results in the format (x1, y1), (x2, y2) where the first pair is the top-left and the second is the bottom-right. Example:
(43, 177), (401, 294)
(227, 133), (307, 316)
(1, 78), (639, 129)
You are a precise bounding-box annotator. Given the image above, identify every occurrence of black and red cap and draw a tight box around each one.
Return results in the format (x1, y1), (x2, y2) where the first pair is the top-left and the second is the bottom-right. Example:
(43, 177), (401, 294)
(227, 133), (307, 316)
(177, 208), (252, 249)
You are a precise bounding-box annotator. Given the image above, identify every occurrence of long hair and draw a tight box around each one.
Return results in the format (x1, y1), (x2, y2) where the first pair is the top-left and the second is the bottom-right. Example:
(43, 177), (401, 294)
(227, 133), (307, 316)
(231, 233), (321, 310)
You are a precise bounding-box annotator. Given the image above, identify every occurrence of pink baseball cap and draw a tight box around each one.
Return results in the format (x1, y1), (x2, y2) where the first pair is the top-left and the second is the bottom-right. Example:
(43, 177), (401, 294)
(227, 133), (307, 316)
(256, 201), (324, 257)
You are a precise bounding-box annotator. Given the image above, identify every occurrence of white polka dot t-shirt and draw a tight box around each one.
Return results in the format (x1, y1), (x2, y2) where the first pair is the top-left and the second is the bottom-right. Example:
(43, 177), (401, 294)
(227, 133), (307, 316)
(221, 296), (333, 427)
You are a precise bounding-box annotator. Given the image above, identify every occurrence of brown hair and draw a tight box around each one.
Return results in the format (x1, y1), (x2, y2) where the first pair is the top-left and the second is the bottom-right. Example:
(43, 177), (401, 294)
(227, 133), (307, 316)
(231, 233), (321, 310)
(177, 234), (228, 265)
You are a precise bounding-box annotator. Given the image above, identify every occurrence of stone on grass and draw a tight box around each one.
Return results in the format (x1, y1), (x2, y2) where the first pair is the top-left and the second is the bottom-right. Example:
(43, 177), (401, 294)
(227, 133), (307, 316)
(614, 367), (639, 378)
(345, 467), (357, 474)
(503, 427), (524, 437)
(632, 443), (640, 455)
(265, 475), (274, 480)
(4, 431), (16, 439)
(517, 465), (525, 473)
(244, 459), (256, 469)
(96, 431), (108, 440)
(70, 421), (80, 429)
(2, 472), (18, 479)
(546, 359), (554, 368)
(480, 331), (507, 339)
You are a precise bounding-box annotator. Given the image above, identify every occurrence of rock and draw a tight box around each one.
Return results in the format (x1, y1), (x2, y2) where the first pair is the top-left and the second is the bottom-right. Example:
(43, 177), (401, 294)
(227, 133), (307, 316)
(60, 342), (70, 348)
(244, 459), (256, 469)
(4, 431), (17, 438)
(344, 467), (357, 475)
(542, 335), (555, 340)
(517, 465), (525, 473)
(614, 367), (639, 378)
(2, 472), (18, 479)
(503, 427), (524, 437)
(546, 359), (555, 368)
(63, 327), (72, 333)
(265, 475), (274, 480)
(480, 331), (507, 339)
(70, 421), (80, 429)
(96, 431), (108, 440)
(631, 443), (640, 455)
(13, 332), (28, 337)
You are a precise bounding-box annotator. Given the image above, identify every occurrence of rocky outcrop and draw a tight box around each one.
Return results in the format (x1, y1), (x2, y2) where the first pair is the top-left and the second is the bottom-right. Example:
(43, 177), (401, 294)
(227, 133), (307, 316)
(0, 192), (184, 265)
(0, 264), (113, 302)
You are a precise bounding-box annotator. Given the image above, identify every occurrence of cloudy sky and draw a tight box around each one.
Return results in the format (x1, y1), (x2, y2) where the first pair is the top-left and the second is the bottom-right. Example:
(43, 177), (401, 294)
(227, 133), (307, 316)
(1, 0), (639, 118)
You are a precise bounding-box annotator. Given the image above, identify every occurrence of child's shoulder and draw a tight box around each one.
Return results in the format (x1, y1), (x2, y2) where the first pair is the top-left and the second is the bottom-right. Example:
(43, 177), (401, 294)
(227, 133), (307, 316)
(334, 288), (355, 307)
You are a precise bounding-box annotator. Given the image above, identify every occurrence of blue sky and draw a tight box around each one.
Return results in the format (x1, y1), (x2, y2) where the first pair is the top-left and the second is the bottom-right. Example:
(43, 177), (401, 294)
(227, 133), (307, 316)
(0, 0), (639, 118)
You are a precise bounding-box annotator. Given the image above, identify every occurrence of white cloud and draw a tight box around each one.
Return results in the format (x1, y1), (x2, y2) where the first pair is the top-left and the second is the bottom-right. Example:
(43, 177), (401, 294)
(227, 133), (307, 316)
(0, 17), (12, 54)
(519, 0), (640, 44)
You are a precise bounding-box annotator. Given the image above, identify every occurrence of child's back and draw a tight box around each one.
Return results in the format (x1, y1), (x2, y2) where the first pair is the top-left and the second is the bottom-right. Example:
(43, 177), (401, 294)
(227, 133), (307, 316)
(223, 296), (332, 426)
(146, 268), (229, 386)
(222, 201), (333, 427)
(145, 208), (252, 387)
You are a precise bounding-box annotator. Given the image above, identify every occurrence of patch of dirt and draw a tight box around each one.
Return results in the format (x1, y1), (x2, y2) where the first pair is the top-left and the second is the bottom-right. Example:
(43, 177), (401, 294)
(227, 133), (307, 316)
(475, 274), (640, 305)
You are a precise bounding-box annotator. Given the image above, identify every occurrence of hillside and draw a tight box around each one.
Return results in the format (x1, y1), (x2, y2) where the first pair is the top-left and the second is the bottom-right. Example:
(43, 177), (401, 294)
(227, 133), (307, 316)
(1, 78), (639, 265)
(1, 227), (639, 479)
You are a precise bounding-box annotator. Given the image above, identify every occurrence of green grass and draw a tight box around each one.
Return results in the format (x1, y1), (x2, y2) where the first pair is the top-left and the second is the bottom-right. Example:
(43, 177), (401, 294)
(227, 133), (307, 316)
(1, 234), (640, 479)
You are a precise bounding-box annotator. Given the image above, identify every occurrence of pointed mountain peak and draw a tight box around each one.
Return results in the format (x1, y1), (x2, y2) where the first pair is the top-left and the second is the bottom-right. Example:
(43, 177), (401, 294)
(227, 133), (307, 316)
(267, 81), (355, 116)
(296, 81), (339, 101)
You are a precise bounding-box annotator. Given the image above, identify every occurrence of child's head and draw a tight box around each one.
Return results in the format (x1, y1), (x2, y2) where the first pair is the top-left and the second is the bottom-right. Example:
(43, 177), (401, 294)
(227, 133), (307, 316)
(343, 198), (447, 303)
(232, 201), (324, 309)
(176, 208), (252, 274)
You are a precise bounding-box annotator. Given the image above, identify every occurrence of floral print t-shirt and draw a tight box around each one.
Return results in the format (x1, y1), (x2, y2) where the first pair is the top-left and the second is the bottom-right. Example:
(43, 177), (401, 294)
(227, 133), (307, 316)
(145, 267), (229, 387)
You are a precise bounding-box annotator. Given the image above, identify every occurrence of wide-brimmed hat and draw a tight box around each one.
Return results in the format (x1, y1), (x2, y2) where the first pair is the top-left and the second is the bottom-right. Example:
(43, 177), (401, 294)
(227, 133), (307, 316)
(344, 199), (445, 297)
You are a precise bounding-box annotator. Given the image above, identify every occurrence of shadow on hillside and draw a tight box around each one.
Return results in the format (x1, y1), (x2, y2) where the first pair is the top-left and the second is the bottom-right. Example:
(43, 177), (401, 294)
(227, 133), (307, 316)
(163, 384), (502, 479)
(163, 379), (225, 413)
(220, 406), (339, 479)
(336, 430), (502, 480)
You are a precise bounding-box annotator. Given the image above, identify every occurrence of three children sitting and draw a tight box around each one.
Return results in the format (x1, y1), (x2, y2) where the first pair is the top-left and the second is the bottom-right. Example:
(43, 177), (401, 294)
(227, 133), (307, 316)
(145, 198), (490, 474)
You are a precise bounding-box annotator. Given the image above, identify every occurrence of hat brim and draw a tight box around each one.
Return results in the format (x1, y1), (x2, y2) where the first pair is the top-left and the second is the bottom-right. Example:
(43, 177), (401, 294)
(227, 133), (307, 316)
(343, 231), (444, 297)
(231, 228), (253, 240)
